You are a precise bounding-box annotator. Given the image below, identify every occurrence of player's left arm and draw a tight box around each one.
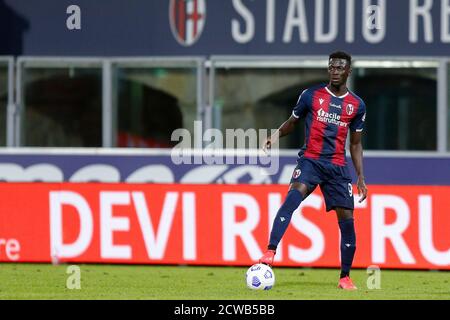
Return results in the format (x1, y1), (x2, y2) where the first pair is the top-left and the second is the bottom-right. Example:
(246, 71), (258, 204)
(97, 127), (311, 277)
(349, 100), (368, 203)
(350, 131), (367, 203)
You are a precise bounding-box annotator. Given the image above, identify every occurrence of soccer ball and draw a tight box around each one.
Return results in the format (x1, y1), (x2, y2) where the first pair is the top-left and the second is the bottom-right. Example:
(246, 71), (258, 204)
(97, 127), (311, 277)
(245, 263), (275, 290)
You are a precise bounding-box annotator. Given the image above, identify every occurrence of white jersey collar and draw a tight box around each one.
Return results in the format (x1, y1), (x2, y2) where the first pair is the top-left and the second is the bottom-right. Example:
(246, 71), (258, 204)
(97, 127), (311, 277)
(325, 86), (349, 99)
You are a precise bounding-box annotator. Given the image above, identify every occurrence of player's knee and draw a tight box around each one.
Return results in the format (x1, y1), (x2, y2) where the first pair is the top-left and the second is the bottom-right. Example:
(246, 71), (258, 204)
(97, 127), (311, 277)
(289, 182), (309, 197)
(337, 209), (353, 221)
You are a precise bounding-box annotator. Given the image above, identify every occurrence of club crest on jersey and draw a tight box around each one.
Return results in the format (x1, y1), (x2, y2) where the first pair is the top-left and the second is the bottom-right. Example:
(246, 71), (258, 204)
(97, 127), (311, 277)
(346, 104), (354, 115)
(169, 0), (206, 46)
(292, 169), (301, 179)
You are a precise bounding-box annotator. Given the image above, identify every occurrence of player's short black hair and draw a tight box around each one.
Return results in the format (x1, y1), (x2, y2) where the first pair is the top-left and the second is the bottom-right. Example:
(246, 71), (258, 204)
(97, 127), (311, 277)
(329, 51), (352, 66)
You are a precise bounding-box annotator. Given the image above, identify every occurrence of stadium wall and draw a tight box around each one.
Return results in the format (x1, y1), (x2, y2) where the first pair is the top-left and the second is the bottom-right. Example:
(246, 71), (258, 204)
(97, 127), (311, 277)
(2, 0), (450, 56)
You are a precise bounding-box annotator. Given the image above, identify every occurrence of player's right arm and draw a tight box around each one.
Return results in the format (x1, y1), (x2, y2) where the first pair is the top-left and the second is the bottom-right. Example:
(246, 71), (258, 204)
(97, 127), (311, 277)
(262, 116), (299, 153)
(262, 89), (309, 153)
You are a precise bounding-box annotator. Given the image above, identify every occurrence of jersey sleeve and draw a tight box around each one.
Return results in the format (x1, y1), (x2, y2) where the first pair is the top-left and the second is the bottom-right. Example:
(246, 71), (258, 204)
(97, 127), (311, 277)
(292, 89), (310, 119)
(350, 101), (366, 132)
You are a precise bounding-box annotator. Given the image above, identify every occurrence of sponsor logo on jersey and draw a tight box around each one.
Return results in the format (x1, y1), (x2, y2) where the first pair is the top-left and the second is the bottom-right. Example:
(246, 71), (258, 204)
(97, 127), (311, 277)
(170, 0), (206, 46)
(330, 102), (342, 109)
(317, 108), (348, 127)
(292, 169), (301, 179)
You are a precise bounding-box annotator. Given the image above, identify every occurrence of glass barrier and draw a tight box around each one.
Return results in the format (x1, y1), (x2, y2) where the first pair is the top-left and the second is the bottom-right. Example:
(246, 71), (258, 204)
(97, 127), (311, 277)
(448, 62), (450, 151)
(10, 57), (446, 152)
(113, 64), (199, 148)
(212, 59), (439, 151)
(19, 64), (102, 147)
(353, 63), (438, 151)
(0, 62), (7, 146)
(214, 67), (327, 149)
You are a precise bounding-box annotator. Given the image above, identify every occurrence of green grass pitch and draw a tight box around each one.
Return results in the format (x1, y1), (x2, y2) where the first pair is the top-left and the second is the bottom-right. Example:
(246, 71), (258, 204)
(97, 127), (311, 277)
(1, 263), (449, 300)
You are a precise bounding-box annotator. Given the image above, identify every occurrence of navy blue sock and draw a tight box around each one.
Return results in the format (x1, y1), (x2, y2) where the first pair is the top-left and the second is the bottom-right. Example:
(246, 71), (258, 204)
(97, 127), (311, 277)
(338, 218), (356, 278)
(268, 189), (303, 250)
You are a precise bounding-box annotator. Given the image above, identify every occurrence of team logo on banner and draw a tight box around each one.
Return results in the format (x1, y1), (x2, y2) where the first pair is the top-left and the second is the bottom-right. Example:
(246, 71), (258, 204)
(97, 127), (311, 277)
(169, 0), (206, 46)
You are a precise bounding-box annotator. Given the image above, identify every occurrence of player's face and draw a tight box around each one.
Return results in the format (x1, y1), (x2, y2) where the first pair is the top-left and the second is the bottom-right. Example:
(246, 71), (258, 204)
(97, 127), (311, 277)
(328, 58), (351, 86)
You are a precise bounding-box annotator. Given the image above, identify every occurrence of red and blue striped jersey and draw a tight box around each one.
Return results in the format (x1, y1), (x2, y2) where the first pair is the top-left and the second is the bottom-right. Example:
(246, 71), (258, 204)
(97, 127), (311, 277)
(292, 84), (366, 166)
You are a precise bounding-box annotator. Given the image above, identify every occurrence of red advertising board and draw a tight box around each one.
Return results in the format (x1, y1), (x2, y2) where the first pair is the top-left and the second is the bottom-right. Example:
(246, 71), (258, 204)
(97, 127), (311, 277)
(0, 183), (449, 269)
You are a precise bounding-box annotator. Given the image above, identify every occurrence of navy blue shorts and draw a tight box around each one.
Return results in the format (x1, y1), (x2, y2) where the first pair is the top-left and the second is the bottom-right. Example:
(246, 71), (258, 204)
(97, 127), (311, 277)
(290, 157), (354, 212)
